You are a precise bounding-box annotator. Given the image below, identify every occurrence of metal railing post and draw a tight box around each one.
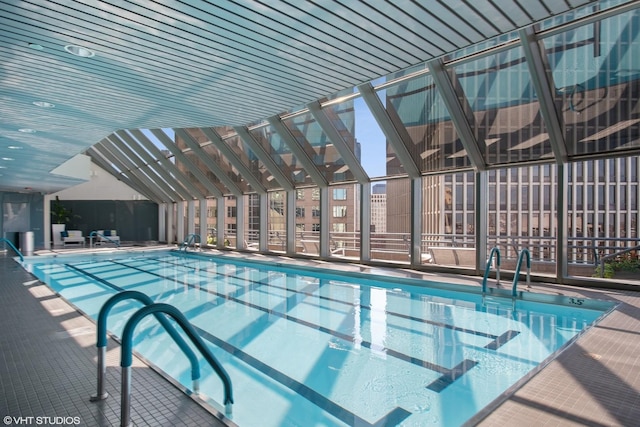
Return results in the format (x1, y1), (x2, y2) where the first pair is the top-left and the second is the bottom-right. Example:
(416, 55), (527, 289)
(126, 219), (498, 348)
(121, 366), (132, 427)
(511, 248), (531, 297)
(481, 247), (501, 294)
(120, 303), (233, 427)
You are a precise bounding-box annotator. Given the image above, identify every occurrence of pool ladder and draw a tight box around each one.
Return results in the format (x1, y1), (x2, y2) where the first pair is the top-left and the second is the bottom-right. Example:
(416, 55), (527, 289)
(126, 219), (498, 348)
(482, 247), (531, 310)
(90, 291), (233, 427)
(0, 237), (24, 261)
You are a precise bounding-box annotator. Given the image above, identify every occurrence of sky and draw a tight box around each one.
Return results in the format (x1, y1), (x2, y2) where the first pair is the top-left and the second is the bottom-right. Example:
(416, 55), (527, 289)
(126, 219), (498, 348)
(353, 96), (388, 179)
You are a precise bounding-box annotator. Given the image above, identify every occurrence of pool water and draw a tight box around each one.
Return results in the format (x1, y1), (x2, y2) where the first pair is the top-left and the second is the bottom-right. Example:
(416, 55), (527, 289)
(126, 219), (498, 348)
(23, 250), (615, 426)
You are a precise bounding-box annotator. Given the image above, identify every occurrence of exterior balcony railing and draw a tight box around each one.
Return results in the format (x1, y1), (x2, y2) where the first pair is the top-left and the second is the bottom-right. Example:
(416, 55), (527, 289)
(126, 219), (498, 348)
(234, 228), (638, 281)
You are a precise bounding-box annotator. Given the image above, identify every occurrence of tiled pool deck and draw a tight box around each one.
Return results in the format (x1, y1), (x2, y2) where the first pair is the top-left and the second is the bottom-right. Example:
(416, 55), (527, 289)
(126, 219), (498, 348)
(1, 247), (639, 426)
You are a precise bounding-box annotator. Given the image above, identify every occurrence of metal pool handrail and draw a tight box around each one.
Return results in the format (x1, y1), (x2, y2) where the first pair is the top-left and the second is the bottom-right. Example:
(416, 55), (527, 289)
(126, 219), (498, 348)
(90, 291), (201, 402)
(481, 246), (501, 294)
(512, 248), (531, 297)
(88, 230), (120, 248)
(0, 238), (24, 261)
(120, 303), (233, 427)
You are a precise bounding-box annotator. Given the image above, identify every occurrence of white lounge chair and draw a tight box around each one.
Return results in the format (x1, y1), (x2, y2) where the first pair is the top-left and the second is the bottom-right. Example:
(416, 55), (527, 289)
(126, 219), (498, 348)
(301, 240), (345, 256)
(96, 230), (120, 245)
(244, 240), (259, 250)
(63, 230), (85, 247)
(427, 247), (475, 267)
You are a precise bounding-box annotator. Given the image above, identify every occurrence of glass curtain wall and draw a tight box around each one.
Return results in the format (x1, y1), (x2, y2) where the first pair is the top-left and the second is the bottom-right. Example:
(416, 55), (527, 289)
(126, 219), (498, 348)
(267, 191), (286, 253)
(485, 165), (558, 276)
(329, 183), (359, 258)
(371, 177), (412, 263)
(296, 188), (310, 255)
(541, 3), (640, 280)
(224, 195), (237, 248)
(158, 0), (640, 286)
(568, 157), (640, 278)
(423, 172), (476, 268)
(245, 194), (260, 247)
(205, 199), (217, 247)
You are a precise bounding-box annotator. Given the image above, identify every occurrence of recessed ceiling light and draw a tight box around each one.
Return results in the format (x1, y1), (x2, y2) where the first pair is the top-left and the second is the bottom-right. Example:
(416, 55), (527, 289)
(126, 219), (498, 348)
(18, 128), (36, 133)
(64, 44), (95, 58)
(29, 43), (44, 50)
(8, 146), (23, 150)
(2, 157), (14, 161)
(33, 101), (55, 108)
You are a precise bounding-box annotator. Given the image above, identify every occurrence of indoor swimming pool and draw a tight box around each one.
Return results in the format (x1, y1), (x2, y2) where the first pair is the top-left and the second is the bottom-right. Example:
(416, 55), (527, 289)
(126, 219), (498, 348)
(21, 250), (616, 427)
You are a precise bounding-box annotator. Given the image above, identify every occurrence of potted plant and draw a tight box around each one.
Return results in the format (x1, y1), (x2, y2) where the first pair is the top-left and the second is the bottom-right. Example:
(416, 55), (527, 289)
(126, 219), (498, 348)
(594, 253), (640, 279)
(51, 196), (73, 246)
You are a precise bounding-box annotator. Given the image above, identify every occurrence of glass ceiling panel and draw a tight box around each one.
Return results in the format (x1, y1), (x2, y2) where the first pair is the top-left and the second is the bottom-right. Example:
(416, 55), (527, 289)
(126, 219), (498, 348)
(538, 0), (635, 32)
(174, 130), (232, 195)
(249, 124), (314, 186)
(213, 126), (281, 190)
(226, 132), (280, 190)
(109, 137), (174, 190)
(453, 45), (554, 164)
(194, 135), (249, 194)
(445, 31), (520, 62)
(212, 125), (236, 139)
(321, 97), (363, 178)
(543, 7), (640, 156)
(175, 154), (213, 197)
(383, 73), (471, 172)
(282, 111), (355, 183)
(327, 95), (405, 179)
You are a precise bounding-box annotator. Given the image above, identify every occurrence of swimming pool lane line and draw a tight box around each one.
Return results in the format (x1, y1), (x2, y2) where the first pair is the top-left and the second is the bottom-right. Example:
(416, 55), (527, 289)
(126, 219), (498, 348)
(55, 258), (531, 425)
(133, 255), (522, 350)
(104, 259), (467, 370)
(98, 259), (488, 386)
(64, 257), (523, 363)
(106, 256), (523, 370)
(65, 263), (125, 292)
(64, 257), (524, 398)
(67, 256), (521, 360)
(62, 262), (413, 426)
(189, 322), (412, 427)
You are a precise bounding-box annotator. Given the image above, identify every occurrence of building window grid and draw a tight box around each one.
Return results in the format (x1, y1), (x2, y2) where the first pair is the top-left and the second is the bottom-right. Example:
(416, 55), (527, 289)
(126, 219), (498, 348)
(567, 158), (640, 262)
(447, 173), (474, 242)
(212, 160), (640, 269)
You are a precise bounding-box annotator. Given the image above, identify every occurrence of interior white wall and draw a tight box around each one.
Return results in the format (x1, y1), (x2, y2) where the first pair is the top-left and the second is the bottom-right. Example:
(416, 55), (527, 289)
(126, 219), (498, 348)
(51, 162), (148, 201)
